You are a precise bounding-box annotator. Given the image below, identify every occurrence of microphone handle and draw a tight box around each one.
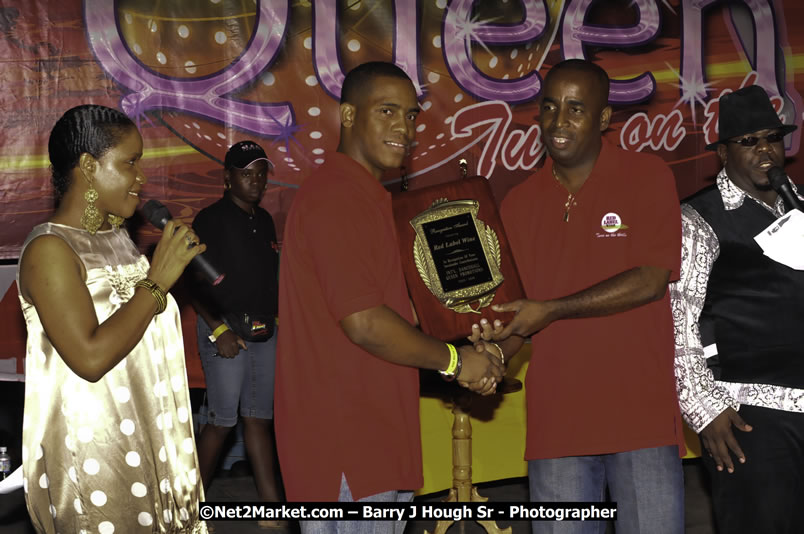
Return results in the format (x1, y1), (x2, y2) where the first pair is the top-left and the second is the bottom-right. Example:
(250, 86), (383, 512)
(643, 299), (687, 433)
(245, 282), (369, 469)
(190, 255), (226, 286)
(778, 183), (803, 212)
(144, 203), (225, 286)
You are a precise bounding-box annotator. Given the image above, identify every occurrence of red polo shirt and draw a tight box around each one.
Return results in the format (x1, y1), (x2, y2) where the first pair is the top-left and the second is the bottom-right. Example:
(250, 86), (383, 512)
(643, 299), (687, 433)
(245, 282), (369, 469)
(275, 152), (423, 501)
(501, 139), (685, 459)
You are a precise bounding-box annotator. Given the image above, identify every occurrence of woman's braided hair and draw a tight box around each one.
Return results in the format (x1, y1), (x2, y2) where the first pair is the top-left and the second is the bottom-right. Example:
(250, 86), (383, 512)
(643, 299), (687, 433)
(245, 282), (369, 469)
(48, 105), (136, 198)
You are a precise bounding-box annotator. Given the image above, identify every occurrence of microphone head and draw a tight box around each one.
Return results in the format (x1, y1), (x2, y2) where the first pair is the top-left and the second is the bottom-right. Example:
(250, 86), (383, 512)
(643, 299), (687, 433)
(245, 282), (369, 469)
(767, 166), (788, 192)
(142, 199), (173, 230)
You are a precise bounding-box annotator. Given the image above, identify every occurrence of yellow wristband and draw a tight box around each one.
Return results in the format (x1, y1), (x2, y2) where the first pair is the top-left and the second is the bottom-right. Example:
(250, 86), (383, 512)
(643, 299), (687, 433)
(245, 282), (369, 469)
(439, 343), (461, 381)
(444, 343), (458, 374)
(211, 323), (230, 340)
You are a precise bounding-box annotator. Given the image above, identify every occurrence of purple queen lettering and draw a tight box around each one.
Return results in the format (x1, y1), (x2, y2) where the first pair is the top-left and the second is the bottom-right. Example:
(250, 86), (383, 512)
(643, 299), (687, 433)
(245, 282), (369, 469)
(83, 0), (294, 136)
(561, 0), (660, 104)
(442, 0), (548, 104)
(311, 0), (424, 98)
(682, 0), (801, 154)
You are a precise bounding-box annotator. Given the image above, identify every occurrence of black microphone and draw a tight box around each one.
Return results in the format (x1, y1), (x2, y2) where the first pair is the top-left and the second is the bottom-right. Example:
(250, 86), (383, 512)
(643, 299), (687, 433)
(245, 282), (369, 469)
(767, 166), (803, 212)
(142, 199), (225, 286)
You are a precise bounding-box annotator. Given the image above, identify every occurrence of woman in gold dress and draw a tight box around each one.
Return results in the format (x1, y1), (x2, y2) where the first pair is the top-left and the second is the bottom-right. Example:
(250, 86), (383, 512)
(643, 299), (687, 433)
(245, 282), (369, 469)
(17, 105), (208, 533)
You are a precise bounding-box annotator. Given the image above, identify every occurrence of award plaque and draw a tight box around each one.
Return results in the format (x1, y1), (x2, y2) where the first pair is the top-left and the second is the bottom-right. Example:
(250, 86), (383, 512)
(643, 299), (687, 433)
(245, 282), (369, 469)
(393, 173), (525, 342)
(411, 199), (502, 314)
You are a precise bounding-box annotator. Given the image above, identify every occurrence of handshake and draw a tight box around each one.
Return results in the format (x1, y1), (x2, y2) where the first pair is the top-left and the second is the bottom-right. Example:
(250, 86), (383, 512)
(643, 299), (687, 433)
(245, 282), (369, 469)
(452, 298), (551, 396)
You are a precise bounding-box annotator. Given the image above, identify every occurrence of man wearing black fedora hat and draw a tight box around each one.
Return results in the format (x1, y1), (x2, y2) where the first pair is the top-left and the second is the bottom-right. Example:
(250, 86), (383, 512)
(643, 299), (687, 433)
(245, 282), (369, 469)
(672, 85), (804, 533)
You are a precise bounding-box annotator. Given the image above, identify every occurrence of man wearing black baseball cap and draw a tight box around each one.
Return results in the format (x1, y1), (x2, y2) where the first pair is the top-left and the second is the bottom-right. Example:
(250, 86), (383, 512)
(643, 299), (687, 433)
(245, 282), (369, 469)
(224, 139), (272, 170)
(672, 85), (804, 533)
(191, 140), (284, 515)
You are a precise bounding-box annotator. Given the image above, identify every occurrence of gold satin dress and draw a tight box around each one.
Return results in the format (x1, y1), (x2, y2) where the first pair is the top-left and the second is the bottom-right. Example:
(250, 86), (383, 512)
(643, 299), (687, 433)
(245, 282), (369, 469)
(17, 223), (207, 534)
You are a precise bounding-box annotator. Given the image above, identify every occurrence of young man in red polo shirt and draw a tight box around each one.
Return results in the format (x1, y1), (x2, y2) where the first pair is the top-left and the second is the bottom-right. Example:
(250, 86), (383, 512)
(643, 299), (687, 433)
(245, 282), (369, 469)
(275, 62), (504, 533)
(475, 59), (685, 533)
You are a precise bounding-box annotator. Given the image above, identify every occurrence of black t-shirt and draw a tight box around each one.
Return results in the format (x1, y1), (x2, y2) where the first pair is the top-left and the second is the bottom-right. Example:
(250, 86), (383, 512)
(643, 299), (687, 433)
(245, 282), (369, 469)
(192, 193), (279, 316)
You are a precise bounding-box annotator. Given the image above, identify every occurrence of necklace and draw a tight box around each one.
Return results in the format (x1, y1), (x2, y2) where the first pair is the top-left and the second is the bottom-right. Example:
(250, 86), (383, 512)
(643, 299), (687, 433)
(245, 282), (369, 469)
(552, 166), (577, 222)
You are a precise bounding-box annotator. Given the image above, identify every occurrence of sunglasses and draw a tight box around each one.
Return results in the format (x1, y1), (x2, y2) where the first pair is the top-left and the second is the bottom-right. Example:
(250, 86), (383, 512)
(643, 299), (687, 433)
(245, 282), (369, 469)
(727, 132), (786, 147)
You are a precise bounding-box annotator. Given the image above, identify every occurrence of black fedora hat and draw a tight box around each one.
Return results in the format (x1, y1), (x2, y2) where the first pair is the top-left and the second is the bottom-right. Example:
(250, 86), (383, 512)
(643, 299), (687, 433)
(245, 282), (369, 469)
(706, 85), (796, 150)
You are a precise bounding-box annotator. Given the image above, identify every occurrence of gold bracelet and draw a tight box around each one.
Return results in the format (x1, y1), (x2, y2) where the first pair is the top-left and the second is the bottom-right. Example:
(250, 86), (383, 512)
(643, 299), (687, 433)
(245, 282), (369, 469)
(489, 342), (505, 365)
(134, 278), (167, 315)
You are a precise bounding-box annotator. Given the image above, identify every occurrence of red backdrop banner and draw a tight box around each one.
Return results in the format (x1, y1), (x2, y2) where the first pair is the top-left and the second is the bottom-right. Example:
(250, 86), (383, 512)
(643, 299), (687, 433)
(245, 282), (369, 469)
(1, 0), (803, 259)
(3, 1), (804, 385)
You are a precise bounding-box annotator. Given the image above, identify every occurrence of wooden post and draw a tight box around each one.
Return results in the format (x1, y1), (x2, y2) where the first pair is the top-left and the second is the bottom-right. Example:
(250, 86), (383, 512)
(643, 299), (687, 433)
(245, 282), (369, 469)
(426, 391), (512, 534)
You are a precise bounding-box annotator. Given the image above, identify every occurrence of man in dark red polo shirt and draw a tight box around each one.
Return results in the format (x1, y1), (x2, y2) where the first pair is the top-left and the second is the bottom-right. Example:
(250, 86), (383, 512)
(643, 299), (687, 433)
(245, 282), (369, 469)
(275, 62), (504, 533)
(477, 59), (685, 534)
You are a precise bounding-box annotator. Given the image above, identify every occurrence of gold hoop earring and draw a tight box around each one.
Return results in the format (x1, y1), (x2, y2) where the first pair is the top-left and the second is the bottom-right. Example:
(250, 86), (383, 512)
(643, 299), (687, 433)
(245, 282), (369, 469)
(108, 214), (125, 230)
(224, 182), (231, 190)
(81, 188), (103, 234)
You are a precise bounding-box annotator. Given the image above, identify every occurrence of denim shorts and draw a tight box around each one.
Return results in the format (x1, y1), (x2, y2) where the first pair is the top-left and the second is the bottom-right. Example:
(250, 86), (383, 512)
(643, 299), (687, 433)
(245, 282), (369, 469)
(197, 317), (277, 427)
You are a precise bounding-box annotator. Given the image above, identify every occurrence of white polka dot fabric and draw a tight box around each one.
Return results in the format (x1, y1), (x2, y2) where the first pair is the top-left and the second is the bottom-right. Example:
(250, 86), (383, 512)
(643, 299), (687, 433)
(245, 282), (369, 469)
(17, 223), (207, 533)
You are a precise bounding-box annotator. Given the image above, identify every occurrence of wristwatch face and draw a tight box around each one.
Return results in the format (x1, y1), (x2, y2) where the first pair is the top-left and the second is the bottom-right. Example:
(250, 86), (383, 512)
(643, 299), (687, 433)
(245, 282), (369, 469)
(208, 334), (217, 343)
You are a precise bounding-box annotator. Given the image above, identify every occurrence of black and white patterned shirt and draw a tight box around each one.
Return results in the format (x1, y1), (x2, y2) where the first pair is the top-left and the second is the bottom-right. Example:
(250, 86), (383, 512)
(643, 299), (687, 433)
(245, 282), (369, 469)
(671, 168), (804, 432)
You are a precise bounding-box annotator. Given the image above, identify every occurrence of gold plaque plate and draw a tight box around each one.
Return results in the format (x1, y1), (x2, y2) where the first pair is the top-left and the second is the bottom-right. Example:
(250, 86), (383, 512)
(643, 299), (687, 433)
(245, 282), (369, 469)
(410, 198), (504, 314)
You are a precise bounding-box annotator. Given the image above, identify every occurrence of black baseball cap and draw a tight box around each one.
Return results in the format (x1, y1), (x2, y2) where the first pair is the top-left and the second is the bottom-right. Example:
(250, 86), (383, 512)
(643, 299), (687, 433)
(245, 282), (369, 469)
(224, 140), (273, 169)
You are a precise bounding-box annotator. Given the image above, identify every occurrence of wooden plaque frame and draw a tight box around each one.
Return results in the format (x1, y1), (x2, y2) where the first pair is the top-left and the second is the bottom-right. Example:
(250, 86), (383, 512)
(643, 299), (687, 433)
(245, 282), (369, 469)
(393, 176), (525, 342)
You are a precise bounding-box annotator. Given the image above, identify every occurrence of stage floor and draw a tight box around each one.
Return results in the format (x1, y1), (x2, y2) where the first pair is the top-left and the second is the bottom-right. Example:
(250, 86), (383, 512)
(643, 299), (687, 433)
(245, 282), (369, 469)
(0, 461), (715, 534)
